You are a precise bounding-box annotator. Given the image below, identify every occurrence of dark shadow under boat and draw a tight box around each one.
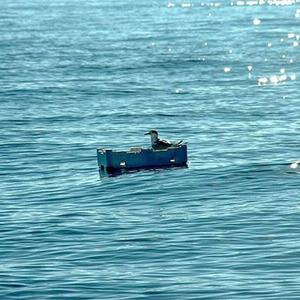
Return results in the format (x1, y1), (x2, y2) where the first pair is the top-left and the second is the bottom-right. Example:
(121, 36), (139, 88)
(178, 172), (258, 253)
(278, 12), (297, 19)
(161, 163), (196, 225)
(99, 164), (188, 178)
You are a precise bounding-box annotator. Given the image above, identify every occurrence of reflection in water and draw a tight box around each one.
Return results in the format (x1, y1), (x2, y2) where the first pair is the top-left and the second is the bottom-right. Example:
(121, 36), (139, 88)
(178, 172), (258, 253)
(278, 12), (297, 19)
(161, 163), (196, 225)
(99, 165), (188, 178)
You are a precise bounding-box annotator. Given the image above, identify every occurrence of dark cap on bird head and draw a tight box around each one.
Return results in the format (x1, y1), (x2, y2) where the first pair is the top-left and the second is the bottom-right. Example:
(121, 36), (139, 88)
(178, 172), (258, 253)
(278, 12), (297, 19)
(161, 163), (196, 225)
(145, 129), (158, 135)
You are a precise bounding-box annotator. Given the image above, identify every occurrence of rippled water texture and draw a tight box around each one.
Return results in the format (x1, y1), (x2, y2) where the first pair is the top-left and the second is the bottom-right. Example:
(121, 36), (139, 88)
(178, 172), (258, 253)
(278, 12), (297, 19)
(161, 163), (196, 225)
(1, 0), (300, 299)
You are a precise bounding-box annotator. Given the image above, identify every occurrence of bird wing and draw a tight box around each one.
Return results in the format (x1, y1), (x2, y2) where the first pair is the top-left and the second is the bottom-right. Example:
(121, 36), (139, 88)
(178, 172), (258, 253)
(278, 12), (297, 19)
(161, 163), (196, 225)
(153, 139), (184, 150)
(174, 140), (183, 145)
(160, 139), (173, 146)
(160, 139), (184, 147)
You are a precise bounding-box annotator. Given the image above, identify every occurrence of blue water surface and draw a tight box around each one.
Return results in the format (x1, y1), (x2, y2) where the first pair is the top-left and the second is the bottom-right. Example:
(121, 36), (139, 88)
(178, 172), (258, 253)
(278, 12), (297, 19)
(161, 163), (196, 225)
(1, 0), (300, 299)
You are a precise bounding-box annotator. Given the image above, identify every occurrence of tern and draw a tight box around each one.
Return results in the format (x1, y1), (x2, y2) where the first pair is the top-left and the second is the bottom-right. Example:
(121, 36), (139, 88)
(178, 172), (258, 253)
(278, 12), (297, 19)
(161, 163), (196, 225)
(145, 129), (183, 150)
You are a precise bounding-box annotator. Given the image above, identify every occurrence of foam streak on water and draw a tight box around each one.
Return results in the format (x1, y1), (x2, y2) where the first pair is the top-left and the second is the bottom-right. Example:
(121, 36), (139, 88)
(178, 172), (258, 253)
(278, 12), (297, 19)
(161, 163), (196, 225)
(1, 0), (300, 299)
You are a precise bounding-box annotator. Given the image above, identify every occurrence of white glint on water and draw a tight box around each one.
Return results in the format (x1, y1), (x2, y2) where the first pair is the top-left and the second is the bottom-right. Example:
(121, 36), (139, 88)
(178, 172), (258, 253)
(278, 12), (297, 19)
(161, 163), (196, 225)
(167, 2), (175, 8)
(253, 18), (261, 25)
(224, 67), (231, 73)
(290, 161), (300, 169)
(232, 0), (298, 5)
(247, 1), (259, 5)
(279, 74), (287, 82)
(270, 76), (279, 84)
(181, 3), (192, 8)
(258, 71), (296, 86)
(258, 77), (268, 85)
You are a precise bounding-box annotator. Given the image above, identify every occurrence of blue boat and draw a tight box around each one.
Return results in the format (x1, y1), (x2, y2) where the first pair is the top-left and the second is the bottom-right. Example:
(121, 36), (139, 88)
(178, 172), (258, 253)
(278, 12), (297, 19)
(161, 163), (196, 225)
(97, 144), (188, 172)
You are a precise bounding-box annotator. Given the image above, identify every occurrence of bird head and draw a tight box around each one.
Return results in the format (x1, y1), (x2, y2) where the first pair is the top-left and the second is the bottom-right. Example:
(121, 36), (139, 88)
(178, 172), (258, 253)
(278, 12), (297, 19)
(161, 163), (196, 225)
(145, 129), (158, 136)
(145, 129), (159, 144)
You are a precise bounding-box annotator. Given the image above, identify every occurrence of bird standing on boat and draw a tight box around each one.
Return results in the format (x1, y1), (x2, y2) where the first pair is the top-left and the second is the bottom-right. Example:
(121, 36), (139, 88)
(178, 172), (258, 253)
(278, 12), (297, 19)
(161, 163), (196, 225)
(145, 129), (183, 150)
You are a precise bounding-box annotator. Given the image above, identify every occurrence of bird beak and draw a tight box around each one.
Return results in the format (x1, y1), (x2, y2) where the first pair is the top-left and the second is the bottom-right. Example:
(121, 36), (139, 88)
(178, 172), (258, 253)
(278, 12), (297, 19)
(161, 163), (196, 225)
(144, 131), (150, 135)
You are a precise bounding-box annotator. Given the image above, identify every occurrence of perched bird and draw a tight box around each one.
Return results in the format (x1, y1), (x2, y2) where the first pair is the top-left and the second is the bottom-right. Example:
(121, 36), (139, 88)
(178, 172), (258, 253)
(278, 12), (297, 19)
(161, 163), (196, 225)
(145, 129), (183, 150)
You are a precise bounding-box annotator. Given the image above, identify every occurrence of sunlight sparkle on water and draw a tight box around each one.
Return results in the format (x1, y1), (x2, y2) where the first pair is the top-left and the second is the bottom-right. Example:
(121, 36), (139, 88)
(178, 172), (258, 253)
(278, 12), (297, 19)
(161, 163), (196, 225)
(253, 18), (261, 25)
(181, 3), (193, 8)
(258, 77), (268, 85)
(232, 0), (300, 5)
(290, 161), (300, 169)
(258, 71), (297, 86)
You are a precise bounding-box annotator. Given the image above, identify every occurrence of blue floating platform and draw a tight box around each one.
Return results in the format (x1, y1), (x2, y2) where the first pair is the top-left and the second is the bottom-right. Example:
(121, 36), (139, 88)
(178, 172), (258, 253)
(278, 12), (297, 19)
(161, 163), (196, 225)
(97, 145), (188, 172)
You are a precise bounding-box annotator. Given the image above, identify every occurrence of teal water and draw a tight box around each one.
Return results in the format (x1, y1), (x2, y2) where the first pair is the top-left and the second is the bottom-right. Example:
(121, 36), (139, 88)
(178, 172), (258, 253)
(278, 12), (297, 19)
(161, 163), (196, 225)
(1, 0), (300, 299)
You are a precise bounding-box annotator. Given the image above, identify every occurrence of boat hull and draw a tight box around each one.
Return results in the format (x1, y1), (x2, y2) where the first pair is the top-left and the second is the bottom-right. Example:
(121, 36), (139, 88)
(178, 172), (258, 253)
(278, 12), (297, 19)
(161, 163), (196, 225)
(97, 145), (188, 171)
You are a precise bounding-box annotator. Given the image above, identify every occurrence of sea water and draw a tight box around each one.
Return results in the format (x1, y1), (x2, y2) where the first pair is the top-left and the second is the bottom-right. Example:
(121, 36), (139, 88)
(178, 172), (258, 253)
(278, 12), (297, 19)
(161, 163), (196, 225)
(1, 0), (300, 299)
